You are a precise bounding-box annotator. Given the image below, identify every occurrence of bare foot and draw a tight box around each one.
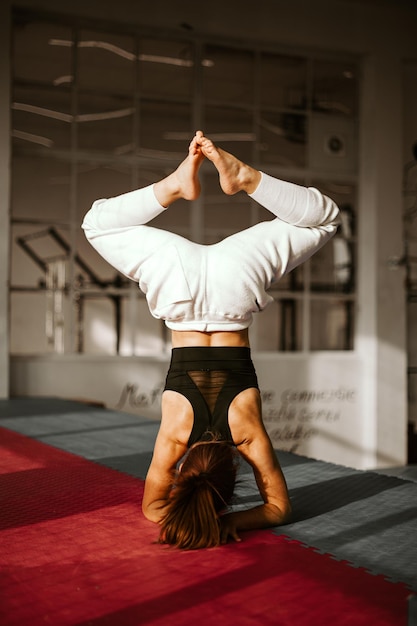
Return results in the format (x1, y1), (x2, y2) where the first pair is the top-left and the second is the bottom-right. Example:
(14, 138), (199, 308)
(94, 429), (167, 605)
(154, 134), (205, 206)
(175, 133), (205, 200)
(195, 132), (261, 195)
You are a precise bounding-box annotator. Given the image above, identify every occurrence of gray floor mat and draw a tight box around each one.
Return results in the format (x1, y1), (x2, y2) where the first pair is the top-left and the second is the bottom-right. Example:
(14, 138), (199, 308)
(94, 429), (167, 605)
(1, 397), (416, 591)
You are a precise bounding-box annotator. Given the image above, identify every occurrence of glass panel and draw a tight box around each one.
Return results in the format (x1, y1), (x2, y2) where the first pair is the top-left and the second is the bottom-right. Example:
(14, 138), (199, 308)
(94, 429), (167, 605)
(253, 298), (303, 351)
(81, 297), (120, 354)
(310, 299), (354, 350)
(10, 292), (52, 354)
(277, 298), (303, 351)
(12, 85), (72, 152)
(139, 99), (192, 154)
(203, 45), (255, 104)
(202, 171), (252, 243)
(13, 20), (72, 85)
(11, 222), (48, 288)
(139, 38), (194, 99)
(311, 179), (356, 293)
(79, 285), (166, 355)
(310, 241), (340, 293)
(204, 106), (255, 164)
(11, 14), (359, 355)
(11, 258), (73, 354)
(119, 297), (166, 356)
(76, 162), (133, 283)
(150, 199), (191, 238)
(313, 59), (359, 117)
(313, 237), (355, 293)
(259, 53), (307, 110)
(77, 92), (134, 153)
(11, 156), (71, 221)
(314, 180), (357, 228)
(259, 111), (307, 167)
(78, 30), (136, 95)
(11, 221), (76, 289)
(272, 266), (304, 292)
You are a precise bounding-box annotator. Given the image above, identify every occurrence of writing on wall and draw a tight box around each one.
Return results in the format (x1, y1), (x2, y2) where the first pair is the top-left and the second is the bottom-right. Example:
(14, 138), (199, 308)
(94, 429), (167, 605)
(262, 386), (356, 452)
(115, 382), (163, 411)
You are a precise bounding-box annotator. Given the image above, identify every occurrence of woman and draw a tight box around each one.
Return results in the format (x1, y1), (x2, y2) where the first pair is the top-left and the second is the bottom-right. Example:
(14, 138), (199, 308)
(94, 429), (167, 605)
(82, 131), (340, 549)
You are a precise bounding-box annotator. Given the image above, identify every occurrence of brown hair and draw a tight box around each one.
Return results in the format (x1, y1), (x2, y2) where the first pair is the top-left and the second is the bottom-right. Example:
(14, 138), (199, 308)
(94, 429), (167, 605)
(158, 435), (239, 550)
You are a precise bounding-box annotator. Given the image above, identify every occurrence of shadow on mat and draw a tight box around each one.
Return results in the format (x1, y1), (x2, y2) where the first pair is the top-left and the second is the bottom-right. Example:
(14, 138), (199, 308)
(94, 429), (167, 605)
(93, 452), (153, 479)
(288, 472), (405, 521)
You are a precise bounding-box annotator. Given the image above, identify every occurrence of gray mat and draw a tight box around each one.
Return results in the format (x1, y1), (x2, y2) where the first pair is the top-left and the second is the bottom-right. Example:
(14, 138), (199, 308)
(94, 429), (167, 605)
(1, 397), (416, 592)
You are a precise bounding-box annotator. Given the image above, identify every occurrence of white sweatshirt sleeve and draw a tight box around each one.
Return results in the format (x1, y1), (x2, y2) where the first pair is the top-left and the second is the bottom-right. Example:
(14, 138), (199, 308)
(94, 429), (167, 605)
(237, 172), (342, 284)
(249, 172), (340, 229)
(82, 174), (341, 297)
(82, 184), (166, 231)
(81, 184), (174, 282)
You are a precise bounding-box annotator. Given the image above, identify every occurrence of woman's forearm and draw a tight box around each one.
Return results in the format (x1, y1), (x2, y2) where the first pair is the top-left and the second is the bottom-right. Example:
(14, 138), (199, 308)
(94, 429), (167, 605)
(222, 501), (292, 532)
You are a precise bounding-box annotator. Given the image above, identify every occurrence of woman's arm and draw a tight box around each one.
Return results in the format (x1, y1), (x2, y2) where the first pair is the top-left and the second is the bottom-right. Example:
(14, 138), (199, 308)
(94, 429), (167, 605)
(142, 428), (187, 523)
(222, 390), (292, 543)
(220, 434), (292, 543)
(142, 391), (190, 523)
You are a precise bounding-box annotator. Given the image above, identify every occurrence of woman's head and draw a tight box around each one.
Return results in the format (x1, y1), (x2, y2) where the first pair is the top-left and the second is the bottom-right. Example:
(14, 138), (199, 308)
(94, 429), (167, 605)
(159, 435), (239, 550)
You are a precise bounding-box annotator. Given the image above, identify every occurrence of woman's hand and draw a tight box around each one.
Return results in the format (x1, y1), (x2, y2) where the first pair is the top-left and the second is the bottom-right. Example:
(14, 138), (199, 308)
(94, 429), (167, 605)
(219, 513), (242, 544)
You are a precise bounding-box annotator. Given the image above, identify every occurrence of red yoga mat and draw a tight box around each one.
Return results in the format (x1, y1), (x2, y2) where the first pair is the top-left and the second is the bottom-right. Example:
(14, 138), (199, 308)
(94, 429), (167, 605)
(0, 427), (411, 626)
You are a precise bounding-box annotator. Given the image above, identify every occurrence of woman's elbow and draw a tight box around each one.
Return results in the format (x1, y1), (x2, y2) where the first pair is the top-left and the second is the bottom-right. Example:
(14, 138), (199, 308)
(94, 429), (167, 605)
(142, 501), (163, 524)
(281, 500), (292, 524)
(273, 499), (292, 525)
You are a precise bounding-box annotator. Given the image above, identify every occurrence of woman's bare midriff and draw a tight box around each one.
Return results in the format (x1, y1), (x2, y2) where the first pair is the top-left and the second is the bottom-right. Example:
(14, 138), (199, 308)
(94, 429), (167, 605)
(171, 328), (250, 348)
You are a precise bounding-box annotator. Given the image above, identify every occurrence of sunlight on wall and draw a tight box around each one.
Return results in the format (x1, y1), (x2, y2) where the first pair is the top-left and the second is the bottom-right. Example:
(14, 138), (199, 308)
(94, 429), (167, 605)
(90, 317), (115, 354)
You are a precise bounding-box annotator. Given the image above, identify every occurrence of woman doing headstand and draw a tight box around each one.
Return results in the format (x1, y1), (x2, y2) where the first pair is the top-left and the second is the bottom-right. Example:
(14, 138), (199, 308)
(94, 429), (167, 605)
(82, 131), (340, 549)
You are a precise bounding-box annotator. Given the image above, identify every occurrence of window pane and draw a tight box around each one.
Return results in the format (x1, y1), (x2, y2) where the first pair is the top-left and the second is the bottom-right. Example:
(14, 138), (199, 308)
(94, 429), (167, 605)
(81, 297), (120, 354)
(277, 298), (303, 351)
(13, 20), (72, 85)
(139, 38), (194, 99)
(203, 45), (255, 104)
(202, 171), (253, 243)
(119, 295), (166, 356)
(77, 92), (134, 153)
(12, 85), (72, 152)
(11, 13), (359, 355)
(204, 106), (255, 164)
(259, 111), (307, 167)
(11, 156), (71, 221)
(140, 99), (192, 153)
(150, 199), (191, 238)
(78, 30), (136, 95)
(310, 299), (354, 350)
(311, 179), (356, 293)
(271, 267), (305, 292)
(10, 292), (52, 354)
(313, 59), (359, 117)
(259, 53), (307, 110)
(76, 162), (133, 283)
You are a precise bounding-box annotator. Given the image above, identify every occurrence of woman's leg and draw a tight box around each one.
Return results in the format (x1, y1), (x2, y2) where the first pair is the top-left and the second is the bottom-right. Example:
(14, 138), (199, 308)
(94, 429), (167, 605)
(153, 131), (206, 207)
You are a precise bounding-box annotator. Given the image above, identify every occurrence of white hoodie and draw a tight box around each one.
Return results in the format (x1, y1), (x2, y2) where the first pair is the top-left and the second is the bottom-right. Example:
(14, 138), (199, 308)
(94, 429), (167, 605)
(82, 173), (340, 332)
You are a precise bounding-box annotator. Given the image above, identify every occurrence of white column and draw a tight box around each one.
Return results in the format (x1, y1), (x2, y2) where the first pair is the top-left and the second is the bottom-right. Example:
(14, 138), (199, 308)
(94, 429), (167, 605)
(357, 50), (408, 467)
(0, 0), (11, 399)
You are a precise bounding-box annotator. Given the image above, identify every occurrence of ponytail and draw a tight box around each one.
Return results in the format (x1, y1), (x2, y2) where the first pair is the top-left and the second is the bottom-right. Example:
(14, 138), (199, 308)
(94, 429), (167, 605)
(159, 437), (238, 550)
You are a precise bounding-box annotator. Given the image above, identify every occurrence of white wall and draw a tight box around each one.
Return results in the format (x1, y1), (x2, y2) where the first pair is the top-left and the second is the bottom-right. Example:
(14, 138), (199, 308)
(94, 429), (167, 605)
(10, 351), (366, 467)
(6, 0), (417, 468)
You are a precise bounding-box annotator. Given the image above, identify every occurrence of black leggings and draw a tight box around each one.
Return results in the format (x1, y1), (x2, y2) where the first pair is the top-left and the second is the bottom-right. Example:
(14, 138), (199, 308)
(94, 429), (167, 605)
(164, 346), (259, 446)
